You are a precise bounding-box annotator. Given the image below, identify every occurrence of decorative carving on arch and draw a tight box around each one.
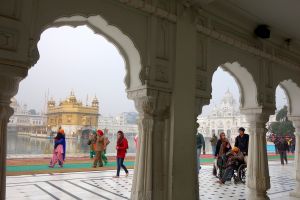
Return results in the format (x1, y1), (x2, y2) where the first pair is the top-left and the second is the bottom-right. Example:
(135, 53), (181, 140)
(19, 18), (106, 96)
(279, 79), (300, 116)
(217, 62), (259, 109)
(222, 62), (259, 109)
(32, 15), (143, 91)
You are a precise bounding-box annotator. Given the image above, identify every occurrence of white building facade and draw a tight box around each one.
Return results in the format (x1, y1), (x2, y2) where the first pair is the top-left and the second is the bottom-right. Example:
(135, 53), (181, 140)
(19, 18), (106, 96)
(197, 90), (248, 142)
(8, 98), (46, 130)
(98, 112), (138, 135)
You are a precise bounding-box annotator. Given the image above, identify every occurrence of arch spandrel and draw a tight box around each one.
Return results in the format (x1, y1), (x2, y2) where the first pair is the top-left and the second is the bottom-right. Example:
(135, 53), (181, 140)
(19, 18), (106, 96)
(279, 79), (300, 116)
(204, 61), (259, 111)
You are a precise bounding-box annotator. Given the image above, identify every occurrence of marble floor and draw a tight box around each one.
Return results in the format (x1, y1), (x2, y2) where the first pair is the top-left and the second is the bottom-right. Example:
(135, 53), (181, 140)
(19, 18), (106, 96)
(6, 161), (298, 200)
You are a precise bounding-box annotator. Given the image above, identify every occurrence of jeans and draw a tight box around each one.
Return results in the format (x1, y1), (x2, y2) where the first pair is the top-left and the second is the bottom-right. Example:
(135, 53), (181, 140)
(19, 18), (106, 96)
(197, 148), (201, 174)
(279, 151), (288, 165)
(211, 145), (216, 156)
(117, 157), (128, 176)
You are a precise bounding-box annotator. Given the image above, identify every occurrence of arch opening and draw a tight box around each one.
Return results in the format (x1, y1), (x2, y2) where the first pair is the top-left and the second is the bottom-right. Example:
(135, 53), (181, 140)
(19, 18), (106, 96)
(37, 15), (143, 91)
(8, 23), (139, 175)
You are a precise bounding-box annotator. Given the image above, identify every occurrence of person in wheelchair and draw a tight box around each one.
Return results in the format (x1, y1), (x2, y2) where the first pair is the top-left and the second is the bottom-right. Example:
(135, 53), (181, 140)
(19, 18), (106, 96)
(218, 147), (244, 184)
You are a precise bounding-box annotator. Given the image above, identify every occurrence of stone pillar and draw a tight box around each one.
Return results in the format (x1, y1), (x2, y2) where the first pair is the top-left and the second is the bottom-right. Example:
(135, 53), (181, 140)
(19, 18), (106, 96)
(169, 4), (198, 200)
(0, 73), (22, 200)
(130, 89), (170, 200)
(289, 116), (300, 197)
(242, 109), (271, 200)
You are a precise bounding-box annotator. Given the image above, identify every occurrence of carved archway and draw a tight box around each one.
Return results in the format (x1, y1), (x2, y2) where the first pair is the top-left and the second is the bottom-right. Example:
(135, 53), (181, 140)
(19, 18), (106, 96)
(279, 79), (300, 116)
(34, 15), (143, 91)
(221, 61), (259, 109)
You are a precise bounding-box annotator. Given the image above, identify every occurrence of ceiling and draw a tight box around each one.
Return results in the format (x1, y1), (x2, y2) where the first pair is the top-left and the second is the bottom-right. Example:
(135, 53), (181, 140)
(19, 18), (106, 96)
(226, 0), (300, 42)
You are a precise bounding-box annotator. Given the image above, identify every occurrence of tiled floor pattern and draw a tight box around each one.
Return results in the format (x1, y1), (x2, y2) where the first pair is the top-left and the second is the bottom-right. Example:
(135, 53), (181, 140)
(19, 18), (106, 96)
(6, 162), (297, 199)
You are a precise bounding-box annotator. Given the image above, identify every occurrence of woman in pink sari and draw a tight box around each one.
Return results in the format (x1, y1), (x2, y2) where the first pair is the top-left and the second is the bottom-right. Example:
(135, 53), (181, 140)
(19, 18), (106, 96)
(49, 129), (65, 168)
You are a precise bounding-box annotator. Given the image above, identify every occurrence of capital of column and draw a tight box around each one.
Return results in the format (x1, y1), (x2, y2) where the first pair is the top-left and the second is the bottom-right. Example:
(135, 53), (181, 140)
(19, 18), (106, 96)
(288, 116), (300, 134)
(241, 107), (273, 134)
(0, 74), (23, 120)
(128, 87), (171, 120)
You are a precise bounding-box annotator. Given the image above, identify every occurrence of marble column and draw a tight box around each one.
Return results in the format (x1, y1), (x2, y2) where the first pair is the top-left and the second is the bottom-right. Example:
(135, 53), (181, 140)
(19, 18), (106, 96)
(289, 116), (300, 197)
(242, 109), (271, 200)
(130, 90), (170, 200)
(0, 74), (22, 200)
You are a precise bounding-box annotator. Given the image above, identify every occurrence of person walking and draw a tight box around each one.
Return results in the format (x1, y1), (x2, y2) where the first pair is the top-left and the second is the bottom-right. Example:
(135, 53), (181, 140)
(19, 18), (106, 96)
(291, 136), (296, 154)
(88, 130), (96, 159)
(196, 132), (206, 173)
(114, 130), (129, 178)
(276, 136), (289, 165)
(49, 129), (65, 168)
(234, 127), (249, 163)
(210, 133), (218, 155)
(214, 132), (231, 177)
(93, 130), (105, 168)
(101, 130), (110, 165)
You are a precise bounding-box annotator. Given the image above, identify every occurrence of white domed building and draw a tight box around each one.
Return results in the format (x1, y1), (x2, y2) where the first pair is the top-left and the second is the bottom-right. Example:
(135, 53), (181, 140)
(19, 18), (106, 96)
(197, 90), (248, 142)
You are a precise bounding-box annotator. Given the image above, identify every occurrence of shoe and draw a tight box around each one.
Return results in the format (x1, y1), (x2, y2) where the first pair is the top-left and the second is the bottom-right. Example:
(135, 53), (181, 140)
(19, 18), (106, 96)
(125, 173), (129, 177)
(48, 165), (54, 168)
(59, 165), (63, 168)
(92, 166), (96, 168)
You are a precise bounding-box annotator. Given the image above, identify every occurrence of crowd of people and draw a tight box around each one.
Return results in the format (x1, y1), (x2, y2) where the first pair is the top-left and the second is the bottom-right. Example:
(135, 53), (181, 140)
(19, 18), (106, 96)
(49, 128), (130, 178)
(197, 127), (249, 184)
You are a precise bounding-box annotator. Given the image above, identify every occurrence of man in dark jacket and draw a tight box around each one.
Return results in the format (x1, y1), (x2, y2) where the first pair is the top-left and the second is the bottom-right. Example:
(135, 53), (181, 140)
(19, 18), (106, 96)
(196, 132), (206, 173)
(234, 127), (249, 163)
(275, 136), (289, 165)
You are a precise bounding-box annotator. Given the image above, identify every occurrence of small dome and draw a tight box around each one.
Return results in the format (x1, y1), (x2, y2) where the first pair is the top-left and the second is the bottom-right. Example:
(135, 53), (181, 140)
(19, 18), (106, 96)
(68, 90), (77, 103)
(92, 96), (99, 107)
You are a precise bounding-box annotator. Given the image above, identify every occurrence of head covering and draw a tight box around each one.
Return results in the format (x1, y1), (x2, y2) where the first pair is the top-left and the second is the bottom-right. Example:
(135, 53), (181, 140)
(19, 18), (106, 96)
(97, 129), (104, 136)
(58, 129), (65, 134)
(232, 146), (239, 153)
(117, 130), (125, 145)
(92, 129), (97, 135)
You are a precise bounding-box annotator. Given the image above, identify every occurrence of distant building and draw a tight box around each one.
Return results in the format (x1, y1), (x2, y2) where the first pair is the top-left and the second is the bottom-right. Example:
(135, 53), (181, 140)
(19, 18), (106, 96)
(46, 91), (99, 136)
(98, 112), (138, 135)
(197, 90), (249, 142)
(8, 98), (46, 131)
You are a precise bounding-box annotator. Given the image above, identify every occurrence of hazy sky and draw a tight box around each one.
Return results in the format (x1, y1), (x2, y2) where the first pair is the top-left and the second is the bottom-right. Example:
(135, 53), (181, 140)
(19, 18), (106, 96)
(16, 26), (287, 116)
(16, 26), (136, 116)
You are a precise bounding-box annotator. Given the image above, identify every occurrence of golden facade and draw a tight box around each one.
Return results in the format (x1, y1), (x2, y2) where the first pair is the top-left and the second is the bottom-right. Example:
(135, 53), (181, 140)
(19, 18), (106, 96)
(47, 91), (99, 133)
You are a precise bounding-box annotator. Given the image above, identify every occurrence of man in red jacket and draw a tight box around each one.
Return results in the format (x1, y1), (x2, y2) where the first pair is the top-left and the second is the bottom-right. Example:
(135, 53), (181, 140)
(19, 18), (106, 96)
(113, 130), (129, 178)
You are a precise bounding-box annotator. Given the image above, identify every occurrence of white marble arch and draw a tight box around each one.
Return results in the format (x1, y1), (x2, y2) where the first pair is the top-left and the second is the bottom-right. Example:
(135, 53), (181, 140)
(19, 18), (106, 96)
(38, 15), (143, 91)
(277, 79), (300, 198)
(279, 80), (300, 116)
(221, 62), (259, 109)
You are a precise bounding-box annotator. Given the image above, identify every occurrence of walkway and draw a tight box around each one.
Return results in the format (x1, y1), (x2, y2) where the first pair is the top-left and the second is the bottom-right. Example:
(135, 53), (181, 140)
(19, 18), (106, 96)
(6, 161), (298, 200)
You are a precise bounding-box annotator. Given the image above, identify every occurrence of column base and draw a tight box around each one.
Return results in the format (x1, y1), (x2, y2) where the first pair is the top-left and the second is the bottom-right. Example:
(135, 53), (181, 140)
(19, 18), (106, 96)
(247, 189), (270, 200)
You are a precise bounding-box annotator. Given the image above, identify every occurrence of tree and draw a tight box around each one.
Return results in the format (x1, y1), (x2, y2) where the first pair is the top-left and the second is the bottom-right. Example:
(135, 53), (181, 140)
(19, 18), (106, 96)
(269, 106), (295, 136)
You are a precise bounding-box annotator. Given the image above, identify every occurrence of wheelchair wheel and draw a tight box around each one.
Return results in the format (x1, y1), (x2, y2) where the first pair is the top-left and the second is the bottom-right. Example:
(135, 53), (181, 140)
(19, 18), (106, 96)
(237, 164), (247, 184)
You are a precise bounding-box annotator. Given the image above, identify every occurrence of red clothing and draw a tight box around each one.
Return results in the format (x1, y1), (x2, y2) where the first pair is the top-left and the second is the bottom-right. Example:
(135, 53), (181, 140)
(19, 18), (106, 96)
(116, 138), (128, 158)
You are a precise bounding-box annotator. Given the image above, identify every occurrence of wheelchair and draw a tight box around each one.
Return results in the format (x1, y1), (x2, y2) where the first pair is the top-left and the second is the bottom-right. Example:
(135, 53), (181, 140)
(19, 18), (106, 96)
(232, 161), (247, 184)
(217, 156), (247, 184)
